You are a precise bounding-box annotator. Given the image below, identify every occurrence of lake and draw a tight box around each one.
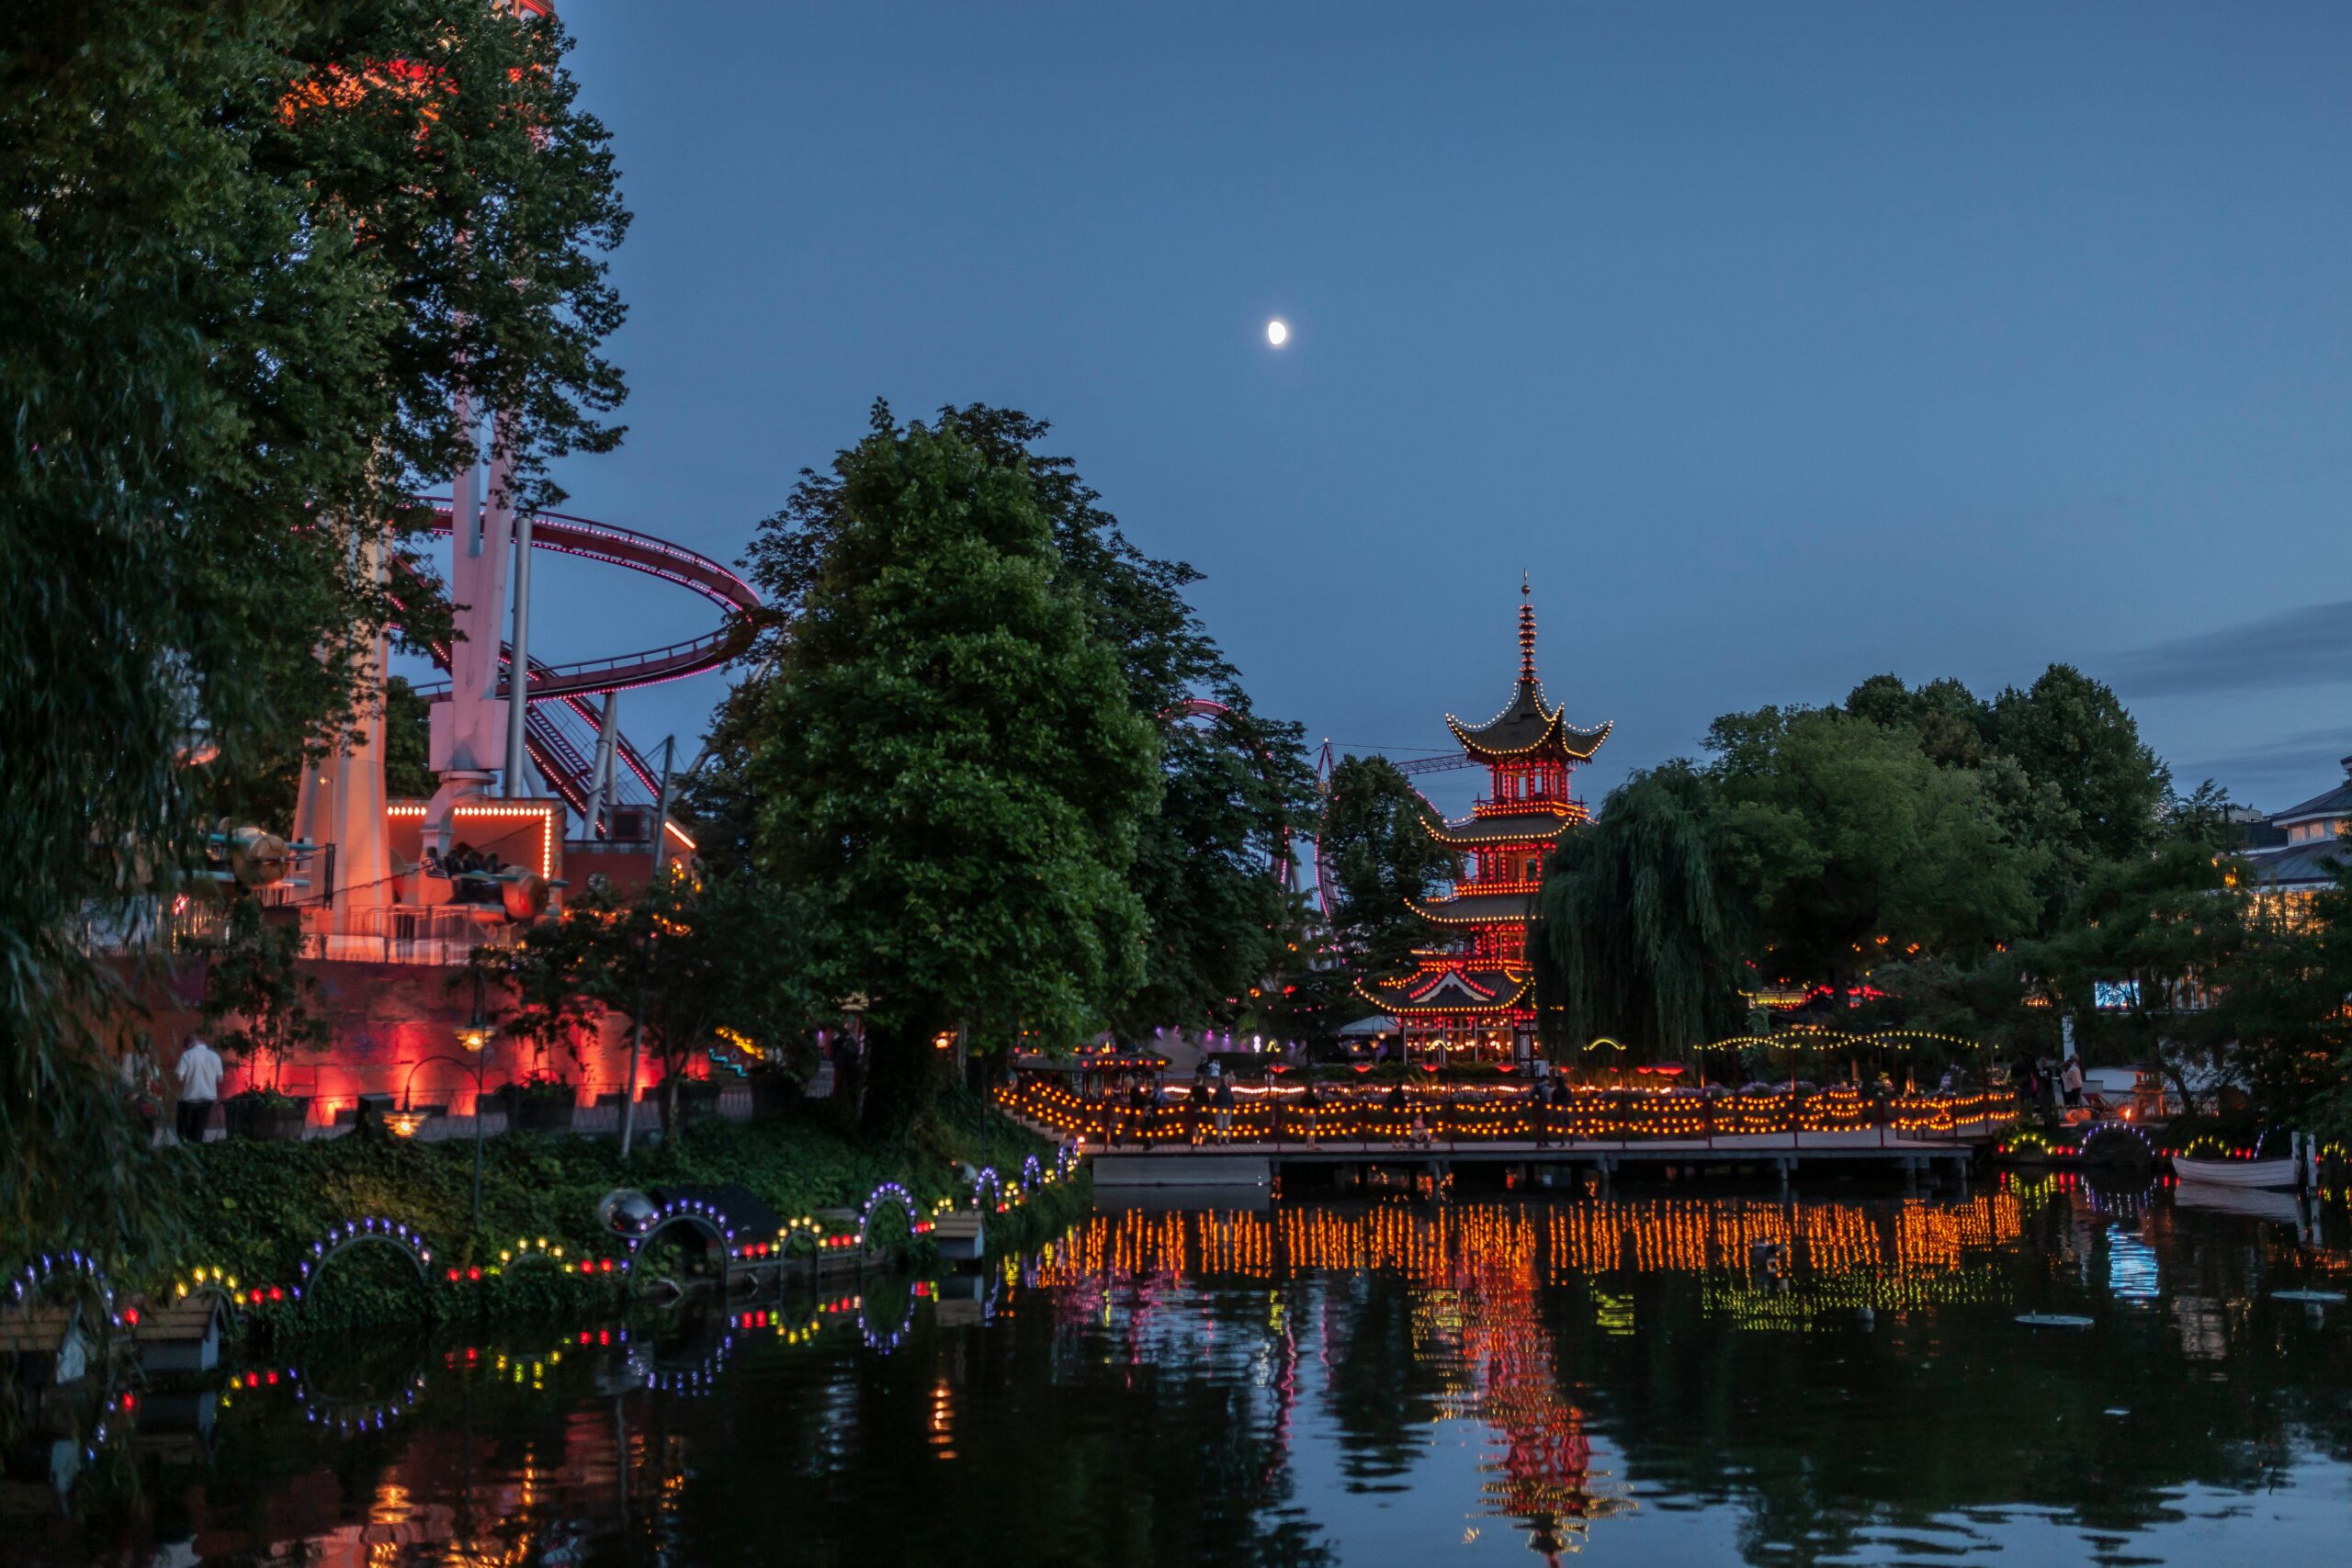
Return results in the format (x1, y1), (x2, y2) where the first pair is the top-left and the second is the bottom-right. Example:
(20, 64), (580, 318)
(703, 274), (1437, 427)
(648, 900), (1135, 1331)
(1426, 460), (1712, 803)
(19, 1174), (2352, 1566)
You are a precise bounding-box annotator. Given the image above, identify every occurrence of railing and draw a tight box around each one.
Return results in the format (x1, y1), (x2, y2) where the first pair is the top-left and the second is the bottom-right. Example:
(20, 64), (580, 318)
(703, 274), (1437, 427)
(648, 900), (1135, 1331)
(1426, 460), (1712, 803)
(996, 1077), (2018, 1151)
(343, 905), (523, 966)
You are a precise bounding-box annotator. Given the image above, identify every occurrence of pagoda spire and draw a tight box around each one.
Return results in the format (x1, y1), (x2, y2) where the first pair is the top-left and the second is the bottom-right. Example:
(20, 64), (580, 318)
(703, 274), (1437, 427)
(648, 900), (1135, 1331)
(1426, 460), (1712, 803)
(1518, 571), (1536, 682)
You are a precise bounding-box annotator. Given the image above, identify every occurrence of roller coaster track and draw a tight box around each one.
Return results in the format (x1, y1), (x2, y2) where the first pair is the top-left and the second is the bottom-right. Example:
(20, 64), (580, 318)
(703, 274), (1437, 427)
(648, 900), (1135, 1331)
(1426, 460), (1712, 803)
(404, 502), (761, 826)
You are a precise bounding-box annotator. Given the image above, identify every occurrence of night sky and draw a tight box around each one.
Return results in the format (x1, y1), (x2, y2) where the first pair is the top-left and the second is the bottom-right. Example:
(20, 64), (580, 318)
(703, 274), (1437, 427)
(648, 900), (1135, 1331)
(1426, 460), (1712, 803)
(439, 2), (2352, 819)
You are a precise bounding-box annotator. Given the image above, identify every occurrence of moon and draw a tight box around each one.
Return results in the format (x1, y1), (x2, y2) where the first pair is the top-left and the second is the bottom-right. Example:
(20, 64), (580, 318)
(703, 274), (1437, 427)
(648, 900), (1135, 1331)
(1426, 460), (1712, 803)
(1266, 319), (1289, 346)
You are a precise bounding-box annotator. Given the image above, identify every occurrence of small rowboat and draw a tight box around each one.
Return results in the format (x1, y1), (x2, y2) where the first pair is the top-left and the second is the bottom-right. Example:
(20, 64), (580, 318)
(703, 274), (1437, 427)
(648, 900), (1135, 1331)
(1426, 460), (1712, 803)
(2172, 1155), (2299, 1190)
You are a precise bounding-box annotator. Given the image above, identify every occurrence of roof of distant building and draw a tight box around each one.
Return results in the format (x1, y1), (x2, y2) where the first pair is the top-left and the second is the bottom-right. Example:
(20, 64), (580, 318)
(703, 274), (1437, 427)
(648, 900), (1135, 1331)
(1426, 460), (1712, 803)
(2243, 838), (2351, 890)
(2270, 756), (2352, 827)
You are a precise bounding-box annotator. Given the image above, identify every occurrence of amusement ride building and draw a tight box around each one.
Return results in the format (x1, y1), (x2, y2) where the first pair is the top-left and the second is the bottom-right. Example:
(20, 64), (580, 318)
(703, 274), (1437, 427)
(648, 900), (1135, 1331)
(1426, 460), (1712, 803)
(1354, 583), (1610, 1061)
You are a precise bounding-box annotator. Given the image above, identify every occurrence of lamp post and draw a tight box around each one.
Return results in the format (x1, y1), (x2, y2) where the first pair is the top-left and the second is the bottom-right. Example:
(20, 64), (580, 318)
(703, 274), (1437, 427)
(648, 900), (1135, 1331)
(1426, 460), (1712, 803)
(398, 1035), (492, 1229)
(455, 970), (495, 1224)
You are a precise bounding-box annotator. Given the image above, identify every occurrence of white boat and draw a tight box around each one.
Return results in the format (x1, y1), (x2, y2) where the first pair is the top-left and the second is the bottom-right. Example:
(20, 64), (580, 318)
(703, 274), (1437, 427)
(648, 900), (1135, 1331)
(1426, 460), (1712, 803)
(2171, 1155), (2299, 1190)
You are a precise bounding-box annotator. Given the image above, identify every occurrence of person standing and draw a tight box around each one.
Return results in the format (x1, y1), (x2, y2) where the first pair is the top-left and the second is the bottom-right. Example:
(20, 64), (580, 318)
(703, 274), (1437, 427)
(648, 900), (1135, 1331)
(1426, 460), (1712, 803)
(2062, 1056), (2086, 1111)
(175, 1031), (223, 1145)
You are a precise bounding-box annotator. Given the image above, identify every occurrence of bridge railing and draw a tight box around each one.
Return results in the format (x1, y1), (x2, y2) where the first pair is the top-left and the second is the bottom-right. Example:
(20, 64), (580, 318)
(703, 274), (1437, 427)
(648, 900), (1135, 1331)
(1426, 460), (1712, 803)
(995, 1077), (2018, 1151)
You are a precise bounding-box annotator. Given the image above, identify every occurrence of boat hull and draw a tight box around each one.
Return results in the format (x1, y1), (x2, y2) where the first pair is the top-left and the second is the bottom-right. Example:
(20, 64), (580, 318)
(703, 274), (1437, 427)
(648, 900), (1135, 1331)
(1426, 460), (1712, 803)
(2172, 1156), (2299, 1190)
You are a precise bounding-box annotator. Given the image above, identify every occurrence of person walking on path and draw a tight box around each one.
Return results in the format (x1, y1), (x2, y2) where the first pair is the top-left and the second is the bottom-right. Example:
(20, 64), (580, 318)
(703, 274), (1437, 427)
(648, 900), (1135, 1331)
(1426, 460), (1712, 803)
(175, 1032), (222, 1145)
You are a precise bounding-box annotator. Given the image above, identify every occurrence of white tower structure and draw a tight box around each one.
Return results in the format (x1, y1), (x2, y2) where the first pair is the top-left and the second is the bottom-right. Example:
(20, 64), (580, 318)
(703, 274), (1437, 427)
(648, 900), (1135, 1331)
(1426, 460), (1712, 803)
(292, 531), (395, 955)
(424, 400), (516, 853)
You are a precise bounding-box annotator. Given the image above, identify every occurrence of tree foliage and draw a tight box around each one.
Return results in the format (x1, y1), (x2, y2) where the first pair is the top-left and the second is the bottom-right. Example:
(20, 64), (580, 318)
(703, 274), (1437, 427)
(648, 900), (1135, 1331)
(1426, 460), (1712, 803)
(734, 407), (1162, 1131)
(2028, 848), (2352, 1123)
(1708, 706), (2042, 996)
(1321, 756), (1457, 970)
(1, 0), (627, 1268)
(478, 871), (818, 1145)
(1535, 764), (1749, 1060)
(694, 404), (1312, 1045)
(199, 900), (333, 1095)
(1845, 664), (2172, 923)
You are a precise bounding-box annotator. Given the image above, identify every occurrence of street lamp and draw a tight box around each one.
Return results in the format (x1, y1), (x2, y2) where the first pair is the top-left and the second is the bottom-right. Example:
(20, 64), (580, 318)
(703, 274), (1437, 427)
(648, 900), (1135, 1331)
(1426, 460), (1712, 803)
(403, 971), (498, 1226)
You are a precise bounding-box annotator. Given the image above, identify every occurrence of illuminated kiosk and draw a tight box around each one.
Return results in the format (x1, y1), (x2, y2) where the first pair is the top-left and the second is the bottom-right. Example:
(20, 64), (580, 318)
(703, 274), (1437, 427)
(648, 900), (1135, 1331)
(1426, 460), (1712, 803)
(1354, 582), (1610, 1062)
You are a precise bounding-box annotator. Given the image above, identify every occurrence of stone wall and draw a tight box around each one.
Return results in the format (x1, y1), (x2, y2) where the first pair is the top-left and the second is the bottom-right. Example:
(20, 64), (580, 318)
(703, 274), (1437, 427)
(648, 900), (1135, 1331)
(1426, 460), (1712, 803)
(114, 954), (674, 1122)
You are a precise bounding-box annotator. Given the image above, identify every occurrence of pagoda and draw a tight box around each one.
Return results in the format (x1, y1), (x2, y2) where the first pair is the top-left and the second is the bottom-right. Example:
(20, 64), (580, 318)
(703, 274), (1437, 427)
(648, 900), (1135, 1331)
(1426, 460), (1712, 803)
(1354, 581), (1610, 1060)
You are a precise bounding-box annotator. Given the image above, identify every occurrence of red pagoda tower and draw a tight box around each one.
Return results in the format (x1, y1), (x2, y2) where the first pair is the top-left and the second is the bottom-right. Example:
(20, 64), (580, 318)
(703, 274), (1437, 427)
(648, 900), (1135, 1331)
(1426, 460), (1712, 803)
(1355, 581), (1610, 1060)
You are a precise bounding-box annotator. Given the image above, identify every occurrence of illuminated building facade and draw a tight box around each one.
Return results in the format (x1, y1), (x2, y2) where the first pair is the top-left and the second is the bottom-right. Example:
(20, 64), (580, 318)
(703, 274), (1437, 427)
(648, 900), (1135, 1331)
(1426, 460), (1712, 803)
(1355, 583), (1610, 1060)
(2238, 755), (2351, 920)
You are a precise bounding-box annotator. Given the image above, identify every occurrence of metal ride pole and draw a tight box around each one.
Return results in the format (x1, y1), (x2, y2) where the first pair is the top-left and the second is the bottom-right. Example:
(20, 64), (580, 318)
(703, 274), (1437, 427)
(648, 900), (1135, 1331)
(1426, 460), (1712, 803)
(582, 691), (619, 838)
(650, 737), (677, 874)
(471, 1049), (487, 1226)
(502, 501), (533, 798)
(616, 739), (677, 1163)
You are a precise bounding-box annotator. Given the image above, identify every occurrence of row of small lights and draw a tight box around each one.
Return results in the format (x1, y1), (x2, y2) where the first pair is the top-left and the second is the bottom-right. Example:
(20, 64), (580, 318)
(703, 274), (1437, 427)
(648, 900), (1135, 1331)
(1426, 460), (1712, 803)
(1001, 1079), (2008, 1145)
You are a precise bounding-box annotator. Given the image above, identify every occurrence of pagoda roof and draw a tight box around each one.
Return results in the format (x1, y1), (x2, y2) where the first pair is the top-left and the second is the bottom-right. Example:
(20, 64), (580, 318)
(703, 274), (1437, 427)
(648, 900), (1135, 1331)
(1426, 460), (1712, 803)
(1443, 585), (1610, 762)
(1354, 967), (1532, 1017)
(1426, 808), (1581, 849)
(1406, 889), (1538, 927)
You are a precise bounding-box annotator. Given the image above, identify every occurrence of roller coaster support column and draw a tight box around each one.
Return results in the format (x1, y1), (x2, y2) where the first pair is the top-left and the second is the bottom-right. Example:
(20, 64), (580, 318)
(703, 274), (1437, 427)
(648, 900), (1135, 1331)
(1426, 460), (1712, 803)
(650, 737), (677, 874)
(582, 691), (620, 837)
(503, 506), (534, 798)
(293, 527), (394, 953)
(425, 405), (514, 856)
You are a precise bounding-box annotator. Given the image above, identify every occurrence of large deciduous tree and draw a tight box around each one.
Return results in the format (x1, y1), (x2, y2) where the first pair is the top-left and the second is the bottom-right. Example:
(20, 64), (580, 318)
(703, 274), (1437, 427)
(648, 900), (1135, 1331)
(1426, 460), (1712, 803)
(2, 0), (626, 1267)
(1846, 665), (2174, 926)
(695, 404), (1311, 1043)
(739, 407), (1161, 1132)
(1707, 706), (2041, 1002)
(2033, 848), (2352, 1124)
(1989, 664), (2170, 865)
(1321, 756), (1457, 970)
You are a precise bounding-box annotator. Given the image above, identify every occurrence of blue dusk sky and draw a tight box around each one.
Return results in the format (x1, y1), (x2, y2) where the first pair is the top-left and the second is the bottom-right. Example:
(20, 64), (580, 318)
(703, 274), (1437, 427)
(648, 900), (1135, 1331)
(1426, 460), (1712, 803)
(473, 2), (2352, 818)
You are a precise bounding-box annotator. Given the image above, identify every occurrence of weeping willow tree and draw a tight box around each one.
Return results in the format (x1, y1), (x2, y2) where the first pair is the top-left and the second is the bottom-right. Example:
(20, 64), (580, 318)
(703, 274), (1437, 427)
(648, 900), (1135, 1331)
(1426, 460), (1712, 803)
(1534, 764), (1750, 1061)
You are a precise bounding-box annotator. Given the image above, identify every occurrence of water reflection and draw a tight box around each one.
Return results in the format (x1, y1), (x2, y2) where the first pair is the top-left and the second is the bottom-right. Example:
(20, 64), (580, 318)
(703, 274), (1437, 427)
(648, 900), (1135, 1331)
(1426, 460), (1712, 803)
(21, 1180), (2352, 1567)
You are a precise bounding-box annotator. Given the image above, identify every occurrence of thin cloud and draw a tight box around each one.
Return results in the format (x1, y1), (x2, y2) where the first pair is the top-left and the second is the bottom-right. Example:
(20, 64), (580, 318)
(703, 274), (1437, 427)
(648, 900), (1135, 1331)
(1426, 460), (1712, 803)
(2177, 726), (2351, 810)
(2108, 602), (2352, 697)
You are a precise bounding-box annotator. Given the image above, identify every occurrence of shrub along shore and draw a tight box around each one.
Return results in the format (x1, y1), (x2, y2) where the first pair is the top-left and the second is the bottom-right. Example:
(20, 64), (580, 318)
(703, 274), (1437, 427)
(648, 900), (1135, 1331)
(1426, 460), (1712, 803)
(165, 1091), (1080, 1330)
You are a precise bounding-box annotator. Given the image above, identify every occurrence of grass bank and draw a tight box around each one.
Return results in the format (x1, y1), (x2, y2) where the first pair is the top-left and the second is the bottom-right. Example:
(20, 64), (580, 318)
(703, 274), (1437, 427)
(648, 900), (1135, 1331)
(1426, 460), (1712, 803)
(167, 1089), (1082, 1325)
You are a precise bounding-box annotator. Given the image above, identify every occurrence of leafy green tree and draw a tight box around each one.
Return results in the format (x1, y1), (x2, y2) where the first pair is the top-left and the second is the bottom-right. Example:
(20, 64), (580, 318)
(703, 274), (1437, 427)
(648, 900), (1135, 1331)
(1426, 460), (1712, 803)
(1534, 763), (1749, 1060)
(1122, 715), (1299, 1034)
(1322, 755), (1456, 970)
(481, 871), (818, 1145)
(201, 899), (332, 1095)
(740, 408), (1160, 1132)
(1, 0), (626, 1267)
(1707, 706), (2041, 1001)
(1845, 672), (1992, 769)
(2034, 847), (2352, 1122)
(1848, 666), (2174, 926)
(1989, 664), (2170, 864)
(695, 404), (1311, 1035)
